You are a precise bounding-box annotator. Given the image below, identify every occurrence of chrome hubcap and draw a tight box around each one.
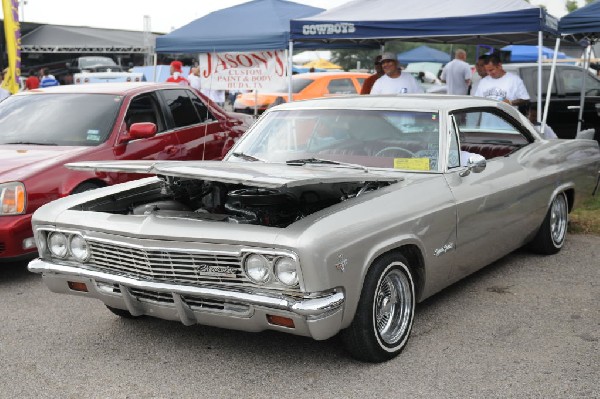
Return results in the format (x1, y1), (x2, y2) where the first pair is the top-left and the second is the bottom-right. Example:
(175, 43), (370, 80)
(550, 194), (568, 246)
(375, 268), (413, 345)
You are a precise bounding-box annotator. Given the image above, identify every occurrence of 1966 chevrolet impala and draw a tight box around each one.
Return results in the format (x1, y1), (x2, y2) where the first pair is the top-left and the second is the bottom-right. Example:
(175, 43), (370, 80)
(29, 95), (600, 362)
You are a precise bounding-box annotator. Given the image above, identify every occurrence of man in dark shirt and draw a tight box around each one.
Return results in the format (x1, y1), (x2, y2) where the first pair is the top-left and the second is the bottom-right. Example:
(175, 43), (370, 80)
(360, 55), (383, 94)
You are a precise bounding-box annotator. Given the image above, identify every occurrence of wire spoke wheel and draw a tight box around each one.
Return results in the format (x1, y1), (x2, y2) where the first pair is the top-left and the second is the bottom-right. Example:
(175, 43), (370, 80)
(374, 268), (413, 346)
(550, 194), (568, 246)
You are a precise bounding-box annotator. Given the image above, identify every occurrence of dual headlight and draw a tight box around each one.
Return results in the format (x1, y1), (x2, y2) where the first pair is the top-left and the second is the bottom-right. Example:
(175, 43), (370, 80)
(43, 231), (90, 262)
(0, 182), (26, 215)
(243, 253), (300, 287)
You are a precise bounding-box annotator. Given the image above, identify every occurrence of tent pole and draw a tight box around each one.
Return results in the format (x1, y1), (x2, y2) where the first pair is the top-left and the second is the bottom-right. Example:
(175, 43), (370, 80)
(576, 45), (591, 134)
(537, 31), (543, 122)
(542, 38), (561, 133)
(152, 53), (158, 82)
(288, 41), (294, 103)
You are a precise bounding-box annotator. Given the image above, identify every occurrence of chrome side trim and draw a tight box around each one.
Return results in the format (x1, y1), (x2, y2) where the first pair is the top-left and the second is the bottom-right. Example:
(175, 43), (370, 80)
(28, 258), (344, 317)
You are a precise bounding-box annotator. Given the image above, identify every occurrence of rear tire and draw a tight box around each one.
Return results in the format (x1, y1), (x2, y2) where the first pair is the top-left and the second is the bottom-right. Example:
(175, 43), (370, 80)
(106, 305), (142, 319)
(341, 253), (415, 363)
(530, 192), (568, 255)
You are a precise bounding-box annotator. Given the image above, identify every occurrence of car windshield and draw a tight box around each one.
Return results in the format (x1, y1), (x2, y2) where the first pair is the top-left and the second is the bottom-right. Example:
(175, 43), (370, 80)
(228, 109), (441, 171)
(0, 93), (122, 146)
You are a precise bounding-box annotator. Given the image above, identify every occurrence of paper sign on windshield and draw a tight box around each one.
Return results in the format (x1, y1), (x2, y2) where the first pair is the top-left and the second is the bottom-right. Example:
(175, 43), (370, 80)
(393, 158), (430, 171)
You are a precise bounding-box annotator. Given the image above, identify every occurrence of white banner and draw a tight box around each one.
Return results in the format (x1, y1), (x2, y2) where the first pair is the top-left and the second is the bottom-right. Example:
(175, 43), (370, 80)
(198, 50), (287, 92)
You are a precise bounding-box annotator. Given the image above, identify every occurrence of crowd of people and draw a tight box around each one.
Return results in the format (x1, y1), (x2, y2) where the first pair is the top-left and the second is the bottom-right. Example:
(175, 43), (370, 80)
(359, 49), (556, 139)
(165, 60), (227, 107)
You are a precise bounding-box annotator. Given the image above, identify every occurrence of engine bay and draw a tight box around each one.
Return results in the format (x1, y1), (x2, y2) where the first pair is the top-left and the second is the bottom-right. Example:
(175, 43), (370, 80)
(73, 175), (392, 228)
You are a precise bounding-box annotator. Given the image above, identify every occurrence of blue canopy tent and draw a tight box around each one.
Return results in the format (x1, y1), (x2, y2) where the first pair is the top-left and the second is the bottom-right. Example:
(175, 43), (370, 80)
(554, 1), (600, 136)
(155, 0), (324, 53)
(290, 0), (561, 121)
(501, 45), (568, 62)
(397, 45), (450, 64)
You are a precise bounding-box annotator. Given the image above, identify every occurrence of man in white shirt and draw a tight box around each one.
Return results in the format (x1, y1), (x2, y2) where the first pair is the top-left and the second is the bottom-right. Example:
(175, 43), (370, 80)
(441, 49), (471, 95)
(370, 52), (424, 95)
(187, 66), (201, 91)
(473, 54), (529, 108)
(469, 55), (488, 95)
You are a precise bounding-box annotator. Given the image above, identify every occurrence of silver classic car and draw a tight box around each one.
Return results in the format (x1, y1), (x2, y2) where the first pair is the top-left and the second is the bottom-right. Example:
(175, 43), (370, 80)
(28, 95), (600, 362)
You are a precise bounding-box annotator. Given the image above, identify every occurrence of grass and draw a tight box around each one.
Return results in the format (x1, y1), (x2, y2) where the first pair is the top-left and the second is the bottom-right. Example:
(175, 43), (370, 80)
(569, 192), (600, 235)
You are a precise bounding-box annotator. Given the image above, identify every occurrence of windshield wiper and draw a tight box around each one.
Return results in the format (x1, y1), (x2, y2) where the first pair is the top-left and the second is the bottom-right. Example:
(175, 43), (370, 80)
(4, 141), (58, 145)
(286, 157), (368, 172)
(230, 152), (264, 162)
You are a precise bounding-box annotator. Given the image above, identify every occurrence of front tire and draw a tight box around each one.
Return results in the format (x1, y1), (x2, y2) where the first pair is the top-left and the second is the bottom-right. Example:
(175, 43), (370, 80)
(341, 253), (415, 363)
(530, 192), (569, 255)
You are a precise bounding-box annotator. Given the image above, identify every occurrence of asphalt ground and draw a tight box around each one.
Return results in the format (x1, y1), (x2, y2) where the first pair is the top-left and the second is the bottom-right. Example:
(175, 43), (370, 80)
(1, 234), (598, 398)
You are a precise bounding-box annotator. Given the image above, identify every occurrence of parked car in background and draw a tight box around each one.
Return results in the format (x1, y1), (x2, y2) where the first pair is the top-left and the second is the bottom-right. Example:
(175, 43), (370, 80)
(0, 83), (250, 262)
(421, 63), (600, 142)
(233, 71), (369, 114)
(503, 63), (600, 141)
(29, 95), (600, 362)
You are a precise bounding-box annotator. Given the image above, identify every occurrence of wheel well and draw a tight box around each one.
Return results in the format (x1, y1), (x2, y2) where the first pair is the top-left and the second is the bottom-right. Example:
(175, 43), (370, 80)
(375, 245), (425, 301)
(563, 188), (575, 213)
(71, 179), (106, 193)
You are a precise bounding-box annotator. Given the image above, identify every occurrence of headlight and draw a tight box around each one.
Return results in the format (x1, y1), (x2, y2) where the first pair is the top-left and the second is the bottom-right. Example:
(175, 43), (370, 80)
(48, 232), (68, 258)
(0, 182), (26, 215)
(244, 254), (270, 284)
(274, 257), (299, 287)
(69, 234), (90, 261)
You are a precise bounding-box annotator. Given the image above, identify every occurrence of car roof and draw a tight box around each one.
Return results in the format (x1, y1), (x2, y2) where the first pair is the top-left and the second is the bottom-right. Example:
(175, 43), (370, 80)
(14, 82), (183, 96)
(270, 94), (513, 113)
(294, 71), (371, 79)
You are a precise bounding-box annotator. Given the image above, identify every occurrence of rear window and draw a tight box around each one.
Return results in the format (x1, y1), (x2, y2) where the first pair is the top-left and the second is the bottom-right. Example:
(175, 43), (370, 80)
(0, 93), (122, 146)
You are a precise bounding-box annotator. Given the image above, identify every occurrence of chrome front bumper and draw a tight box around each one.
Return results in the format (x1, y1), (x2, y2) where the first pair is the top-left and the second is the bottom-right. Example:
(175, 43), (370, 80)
(28, 258), (345, 340)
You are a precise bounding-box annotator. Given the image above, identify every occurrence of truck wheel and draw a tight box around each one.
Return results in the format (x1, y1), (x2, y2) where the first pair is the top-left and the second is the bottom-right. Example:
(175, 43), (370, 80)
(341, 253), (415, 362)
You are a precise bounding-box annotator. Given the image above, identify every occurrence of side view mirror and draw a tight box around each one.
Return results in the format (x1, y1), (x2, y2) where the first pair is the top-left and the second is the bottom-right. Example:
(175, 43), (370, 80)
(459, 154), (487, 177)
(119, 122), (157, 144)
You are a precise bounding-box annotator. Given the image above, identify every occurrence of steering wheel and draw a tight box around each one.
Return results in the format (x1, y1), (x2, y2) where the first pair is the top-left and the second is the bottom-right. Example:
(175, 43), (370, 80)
(374, 147), (417, 157)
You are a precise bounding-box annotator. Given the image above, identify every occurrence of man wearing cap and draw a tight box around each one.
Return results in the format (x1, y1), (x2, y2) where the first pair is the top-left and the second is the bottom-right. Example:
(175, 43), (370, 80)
(360, 55), (383, 94)
(166, 60), (189, 85)
(370, 52), (424, 95)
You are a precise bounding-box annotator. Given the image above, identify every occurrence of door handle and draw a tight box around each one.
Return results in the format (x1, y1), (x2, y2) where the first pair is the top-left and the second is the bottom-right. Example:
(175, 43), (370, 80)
(165, 145), (178, 155)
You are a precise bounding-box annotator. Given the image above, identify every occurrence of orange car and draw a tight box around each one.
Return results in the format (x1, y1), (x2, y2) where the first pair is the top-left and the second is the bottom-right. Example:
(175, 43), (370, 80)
(233, 71), (370, 114)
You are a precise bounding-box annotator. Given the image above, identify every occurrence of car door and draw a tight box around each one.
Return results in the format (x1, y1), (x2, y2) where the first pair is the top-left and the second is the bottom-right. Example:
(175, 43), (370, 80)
(110, 91), (181, 184)
(443, 109), (537, 280)
(159, 88), (228, 160)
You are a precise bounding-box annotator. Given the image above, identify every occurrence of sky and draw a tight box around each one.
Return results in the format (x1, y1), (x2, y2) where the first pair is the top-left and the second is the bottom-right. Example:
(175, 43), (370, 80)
(15, 0), (585, 33)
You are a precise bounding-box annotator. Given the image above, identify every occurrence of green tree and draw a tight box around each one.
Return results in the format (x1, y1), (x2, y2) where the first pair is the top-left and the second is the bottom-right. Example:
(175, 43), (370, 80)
(566, 0), (578, 12)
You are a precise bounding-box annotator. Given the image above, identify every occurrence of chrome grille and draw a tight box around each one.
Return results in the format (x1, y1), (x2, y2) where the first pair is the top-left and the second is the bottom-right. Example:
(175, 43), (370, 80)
(87, 239), (248, 287)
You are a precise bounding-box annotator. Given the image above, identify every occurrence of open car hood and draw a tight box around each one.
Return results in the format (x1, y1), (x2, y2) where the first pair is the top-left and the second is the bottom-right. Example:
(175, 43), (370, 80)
(66, 160), (401, 188)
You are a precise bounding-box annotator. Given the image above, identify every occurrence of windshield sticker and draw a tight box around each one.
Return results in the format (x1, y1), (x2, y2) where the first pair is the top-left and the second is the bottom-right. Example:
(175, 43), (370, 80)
(87, 130), (101, 141)
(431, 114), (437, 120)
(394, 158), (430, 171)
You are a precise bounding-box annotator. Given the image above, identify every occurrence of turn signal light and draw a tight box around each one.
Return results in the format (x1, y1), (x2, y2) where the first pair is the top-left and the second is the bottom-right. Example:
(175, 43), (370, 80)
(267, 315), (295, 328)
(67, 281), (88, 292)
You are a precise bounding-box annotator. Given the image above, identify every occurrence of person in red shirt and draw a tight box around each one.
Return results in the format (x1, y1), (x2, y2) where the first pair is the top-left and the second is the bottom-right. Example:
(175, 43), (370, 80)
(166, 61), (189, 85)
(360, 55), (383, 94)
(25, 69), (40, 90)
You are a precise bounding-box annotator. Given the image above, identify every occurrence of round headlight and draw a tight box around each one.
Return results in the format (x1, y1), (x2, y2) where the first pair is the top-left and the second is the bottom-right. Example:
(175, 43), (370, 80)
(244, 254), (270, 284)
(274, 257), (299, 287)
(69, 234), (90, 261)
(48, 232), (68, 258)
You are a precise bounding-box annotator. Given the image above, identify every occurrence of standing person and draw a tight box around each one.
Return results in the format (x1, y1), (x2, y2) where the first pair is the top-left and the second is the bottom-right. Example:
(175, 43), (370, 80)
(473, 54), (529, 108)
(25, 69), (39, 90)
(440, 49), (471, 95)
(187, 66), (201, 91)
(39, 68), (60, 88)
(370, 52), (424, 95)
(166, 60), (189, 85)
(360, 55), (383, 94)
(469, 54), (488, 95)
